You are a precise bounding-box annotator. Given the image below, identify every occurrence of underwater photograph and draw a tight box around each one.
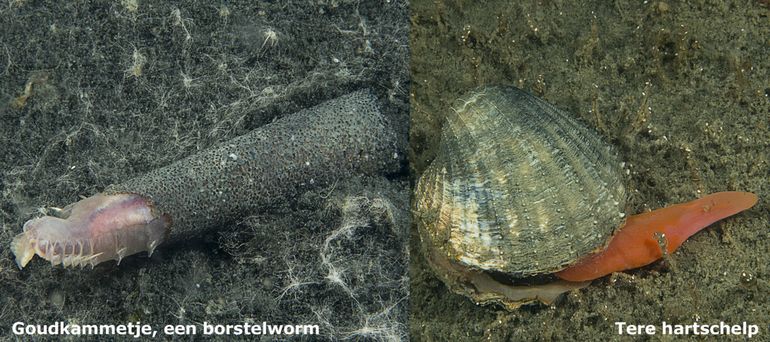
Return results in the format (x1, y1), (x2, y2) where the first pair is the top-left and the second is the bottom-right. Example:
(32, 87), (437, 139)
(1, 0), (768, 341)
(1, 1), (409, 340)
(409, 0), (768, 341)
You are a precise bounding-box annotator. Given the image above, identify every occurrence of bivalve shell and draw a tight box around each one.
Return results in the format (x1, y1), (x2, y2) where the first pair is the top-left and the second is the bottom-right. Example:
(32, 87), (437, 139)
(415, 86), (627, 283)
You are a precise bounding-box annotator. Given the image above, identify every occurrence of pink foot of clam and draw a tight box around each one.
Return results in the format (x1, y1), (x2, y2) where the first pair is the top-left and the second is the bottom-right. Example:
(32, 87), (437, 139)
(556, 191), (758, 281)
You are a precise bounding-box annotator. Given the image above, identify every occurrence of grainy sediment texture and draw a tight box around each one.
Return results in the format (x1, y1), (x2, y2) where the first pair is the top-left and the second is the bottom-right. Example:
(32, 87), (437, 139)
(410, 1), (769, 341)
(0, 1), (409, 340)
(107, 90), (399, 243)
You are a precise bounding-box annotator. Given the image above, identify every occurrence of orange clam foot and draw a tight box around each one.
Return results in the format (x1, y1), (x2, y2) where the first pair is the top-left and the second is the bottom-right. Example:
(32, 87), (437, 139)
(555, 191), (758, 282)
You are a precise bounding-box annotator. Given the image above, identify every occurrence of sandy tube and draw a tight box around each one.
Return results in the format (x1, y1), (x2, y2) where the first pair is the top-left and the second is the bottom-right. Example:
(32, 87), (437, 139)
(105, 89), (401, 243)
(11, 89), (401, 268)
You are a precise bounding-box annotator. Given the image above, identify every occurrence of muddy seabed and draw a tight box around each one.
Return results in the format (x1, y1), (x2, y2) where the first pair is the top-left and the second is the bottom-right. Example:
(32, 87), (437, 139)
(409, 1), (769, 340)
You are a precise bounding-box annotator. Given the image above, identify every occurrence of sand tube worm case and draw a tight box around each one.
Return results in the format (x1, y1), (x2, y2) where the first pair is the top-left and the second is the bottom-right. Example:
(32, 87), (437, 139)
(11, 90), (401, 269)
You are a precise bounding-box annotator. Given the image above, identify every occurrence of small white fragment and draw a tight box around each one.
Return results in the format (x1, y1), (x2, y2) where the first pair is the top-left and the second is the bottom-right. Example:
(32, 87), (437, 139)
(116, 247), (128, 265)
(147, 240), (159, 257)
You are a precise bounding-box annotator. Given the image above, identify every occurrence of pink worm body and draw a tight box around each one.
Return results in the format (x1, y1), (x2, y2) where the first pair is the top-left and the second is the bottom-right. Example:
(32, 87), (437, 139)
(10, 194), (168, 269)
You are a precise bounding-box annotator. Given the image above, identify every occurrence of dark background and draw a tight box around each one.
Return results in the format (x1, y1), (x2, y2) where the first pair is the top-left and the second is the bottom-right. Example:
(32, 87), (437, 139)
(410, 0), (768, 340)
(0, 1), (410, 340)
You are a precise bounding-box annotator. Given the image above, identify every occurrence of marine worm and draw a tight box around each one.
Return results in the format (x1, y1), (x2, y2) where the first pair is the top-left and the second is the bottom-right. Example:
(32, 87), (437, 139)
(11, 90), (401, 269)
(11, 194), (168, 268)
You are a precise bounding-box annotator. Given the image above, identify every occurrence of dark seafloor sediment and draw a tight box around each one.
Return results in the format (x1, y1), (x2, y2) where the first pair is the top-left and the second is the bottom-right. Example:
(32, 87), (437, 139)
(410, 0), (768, 341)
(0, 1), (409, 340)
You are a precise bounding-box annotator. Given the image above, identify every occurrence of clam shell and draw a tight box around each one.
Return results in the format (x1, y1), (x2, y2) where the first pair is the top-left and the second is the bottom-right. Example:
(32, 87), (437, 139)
(415, 86), (626, 277)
